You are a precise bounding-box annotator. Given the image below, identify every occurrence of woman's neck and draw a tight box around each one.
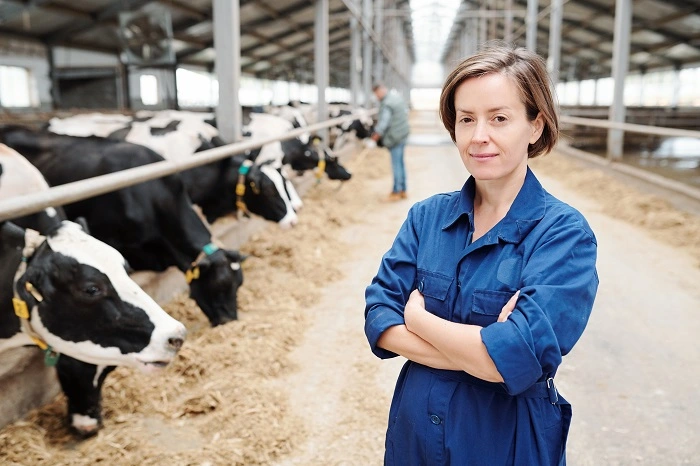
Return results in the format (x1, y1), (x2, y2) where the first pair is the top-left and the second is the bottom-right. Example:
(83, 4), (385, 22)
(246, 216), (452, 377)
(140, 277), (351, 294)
(471, 165), (527, 240)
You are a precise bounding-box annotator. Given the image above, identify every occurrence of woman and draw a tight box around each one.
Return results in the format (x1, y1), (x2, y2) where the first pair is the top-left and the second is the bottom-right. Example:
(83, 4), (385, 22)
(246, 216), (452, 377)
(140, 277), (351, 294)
(364, 44), (599, 465)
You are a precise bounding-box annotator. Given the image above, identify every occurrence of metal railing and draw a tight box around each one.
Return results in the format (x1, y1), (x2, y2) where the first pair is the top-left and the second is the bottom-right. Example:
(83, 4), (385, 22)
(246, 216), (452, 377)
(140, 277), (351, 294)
(0, 109), (377, 222)
(558, 114), (700, 202)
(560, 115), (700, 139)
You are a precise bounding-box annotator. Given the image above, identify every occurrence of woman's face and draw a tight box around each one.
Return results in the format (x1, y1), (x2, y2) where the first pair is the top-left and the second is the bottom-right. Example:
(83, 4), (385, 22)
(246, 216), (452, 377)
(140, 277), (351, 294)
(453, 72), (543, 183)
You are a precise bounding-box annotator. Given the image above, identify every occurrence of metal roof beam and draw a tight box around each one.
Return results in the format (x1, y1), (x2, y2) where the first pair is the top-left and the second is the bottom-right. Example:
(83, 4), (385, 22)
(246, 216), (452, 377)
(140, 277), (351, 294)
(0, 0), (81, 25)
(572, 0), (700, 54)
(43, 0), (157, 44)
(177, 4), (347, 61)
(252, 0), (314, 42)
(241, 33), (350, 73)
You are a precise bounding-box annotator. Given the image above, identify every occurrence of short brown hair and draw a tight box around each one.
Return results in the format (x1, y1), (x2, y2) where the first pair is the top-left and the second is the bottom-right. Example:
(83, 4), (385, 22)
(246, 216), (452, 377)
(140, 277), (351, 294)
(439, 43), (559, 158)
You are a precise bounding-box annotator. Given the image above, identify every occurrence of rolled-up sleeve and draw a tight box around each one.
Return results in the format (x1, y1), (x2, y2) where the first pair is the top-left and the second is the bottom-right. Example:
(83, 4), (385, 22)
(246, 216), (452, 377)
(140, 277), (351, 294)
(365, 207), (420, 359)
(481, 217), (599, 395)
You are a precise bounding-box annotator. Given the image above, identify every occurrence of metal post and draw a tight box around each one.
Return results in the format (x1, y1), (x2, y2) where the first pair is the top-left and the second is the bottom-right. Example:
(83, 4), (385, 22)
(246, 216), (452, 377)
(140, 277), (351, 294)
(171, 66), (180, 110)
(479, 1), (487, 48)
(671, 64), (681, 108)
(362, 0), (373, 107)
(547, 0), (562, 86)
(607, 0), (632, 161)
(350, 12), (361, 106)
(387, 7), (395, 89)
(374, 0), (384, 84)
(576, 80), (582, 106)
(504, 0), (513, 44)
(118, 62), (130, 110)
(488, 0), (497, 41)
(526, 0), (538, 52)
(593, 77), (598, 105)
(315, 0), (329, 142)
(46, 45), (61, 110)
(213, 0), (242, 143)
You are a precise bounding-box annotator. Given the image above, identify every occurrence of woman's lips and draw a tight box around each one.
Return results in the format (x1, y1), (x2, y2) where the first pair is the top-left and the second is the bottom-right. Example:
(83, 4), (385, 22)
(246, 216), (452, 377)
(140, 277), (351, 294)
(470, 153), (498, 159)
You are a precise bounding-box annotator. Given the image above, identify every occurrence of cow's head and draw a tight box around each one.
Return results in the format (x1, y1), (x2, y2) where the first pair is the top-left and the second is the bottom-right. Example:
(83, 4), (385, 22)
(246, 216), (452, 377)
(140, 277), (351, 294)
(233, 158), (298, 229)
(5, 220), (186, 372)
(282, 139), (352, 181)
(346, 118), (374, 140)
(186, 246), (246, 326)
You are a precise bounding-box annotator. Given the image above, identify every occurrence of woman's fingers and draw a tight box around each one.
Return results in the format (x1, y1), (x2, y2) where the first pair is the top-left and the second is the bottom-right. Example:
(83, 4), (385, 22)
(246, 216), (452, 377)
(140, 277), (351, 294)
(407, 289), (425, 307)
(497, 290), (520, 322)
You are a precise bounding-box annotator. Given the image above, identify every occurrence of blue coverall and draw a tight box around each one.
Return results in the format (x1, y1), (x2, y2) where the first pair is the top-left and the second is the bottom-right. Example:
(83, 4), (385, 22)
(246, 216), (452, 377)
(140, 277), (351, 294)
(365, 168), (599, 465)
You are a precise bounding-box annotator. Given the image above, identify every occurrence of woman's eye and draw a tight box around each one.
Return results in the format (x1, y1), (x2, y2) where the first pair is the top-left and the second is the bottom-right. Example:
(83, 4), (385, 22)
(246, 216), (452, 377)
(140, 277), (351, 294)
(459, 117), (472, 124)
(494, 115), (507, 123)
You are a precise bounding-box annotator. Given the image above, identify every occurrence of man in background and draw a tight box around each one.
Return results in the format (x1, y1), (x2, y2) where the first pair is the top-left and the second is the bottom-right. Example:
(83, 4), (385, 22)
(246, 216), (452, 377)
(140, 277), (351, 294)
(372, 83), (410, 201)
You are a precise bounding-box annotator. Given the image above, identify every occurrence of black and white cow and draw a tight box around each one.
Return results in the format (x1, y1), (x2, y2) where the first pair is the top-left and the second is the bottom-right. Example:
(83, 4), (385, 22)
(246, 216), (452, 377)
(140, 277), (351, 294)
(244, 112), (352, 182)
(0, 143), (187, 436)
(49, 111), (299, 228)
(0, 125), (247, 327)
(283, 102), (375, 151)
(327, 105), (375, 151)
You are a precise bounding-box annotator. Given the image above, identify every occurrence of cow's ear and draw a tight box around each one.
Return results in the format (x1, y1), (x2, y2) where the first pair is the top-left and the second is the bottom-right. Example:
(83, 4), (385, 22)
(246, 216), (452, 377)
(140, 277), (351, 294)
(74, 217), (90, 234)
(17, 265), (54, 307)
(0, 220), (26, 245)
(225, 249), (248, 263)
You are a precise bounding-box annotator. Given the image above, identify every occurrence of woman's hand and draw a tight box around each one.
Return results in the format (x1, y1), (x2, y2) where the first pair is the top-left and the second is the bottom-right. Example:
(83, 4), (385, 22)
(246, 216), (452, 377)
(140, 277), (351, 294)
(404, 289), (426, 333)
(497, 290), (520, 322)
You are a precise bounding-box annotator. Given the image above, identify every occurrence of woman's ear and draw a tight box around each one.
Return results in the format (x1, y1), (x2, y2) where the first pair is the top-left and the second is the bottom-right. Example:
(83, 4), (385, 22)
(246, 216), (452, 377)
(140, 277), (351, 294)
(529, 112), (545, 144)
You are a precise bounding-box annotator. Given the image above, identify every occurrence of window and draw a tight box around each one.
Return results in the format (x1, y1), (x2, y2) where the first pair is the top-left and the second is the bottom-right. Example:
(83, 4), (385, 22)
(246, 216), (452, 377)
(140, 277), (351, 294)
(177, 68), (218, 107)
(0, 65), (36, 107)
(140, 74), (159, 105)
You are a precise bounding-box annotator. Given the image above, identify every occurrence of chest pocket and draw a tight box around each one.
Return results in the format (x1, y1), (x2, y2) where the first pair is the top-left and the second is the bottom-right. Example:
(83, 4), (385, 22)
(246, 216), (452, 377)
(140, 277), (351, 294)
(470, 289), (513, 327)
(416, 270), (454, 319)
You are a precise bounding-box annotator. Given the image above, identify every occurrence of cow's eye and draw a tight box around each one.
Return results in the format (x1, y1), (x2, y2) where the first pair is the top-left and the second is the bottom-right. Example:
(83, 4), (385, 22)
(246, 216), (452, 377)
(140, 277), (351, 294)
(83, 284), (102, 297)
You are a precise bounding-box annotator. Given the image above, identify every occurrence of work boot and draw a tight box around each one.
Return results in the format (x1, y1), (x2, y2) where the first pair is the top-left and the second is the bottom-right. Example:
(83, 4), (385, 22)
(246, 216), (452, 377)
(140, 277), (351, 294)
(383, 192), (402, 202)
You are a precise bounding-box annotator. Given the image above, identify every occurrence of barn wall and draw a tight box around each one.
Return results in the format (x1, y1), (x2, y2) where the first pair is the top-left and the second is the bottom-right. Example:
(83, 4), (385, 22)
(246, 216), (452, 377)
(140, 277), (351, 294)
(52, 46), (120, 68)
(0, 37), (52, 111)
(128, 67), (178, 110)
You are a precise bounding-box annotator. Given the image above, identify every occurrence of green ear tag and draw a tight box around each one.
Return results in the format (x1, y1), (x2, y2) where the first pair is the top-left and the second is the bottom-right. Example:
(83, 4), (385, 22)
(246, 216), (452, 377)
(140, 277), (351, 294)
(202, 243), (219, 256)
(44, 348), (60, 367)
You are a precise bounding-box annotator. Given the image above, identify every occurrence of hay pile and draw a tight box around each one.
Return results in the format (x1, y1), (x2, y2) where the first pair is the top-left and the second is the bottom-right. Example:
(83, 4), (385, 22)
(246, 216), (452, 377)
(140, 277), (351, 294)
(0, 146), (391, 466)
(531, 152), (700, 265)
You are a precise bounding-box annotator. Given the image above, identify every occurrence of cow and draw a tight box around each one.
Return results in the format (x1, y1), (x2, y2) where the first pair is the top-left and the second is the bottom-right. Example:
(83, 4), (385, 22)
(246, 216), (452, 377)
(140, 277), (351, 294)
(327, 105), (375, 151)
(244, 112), (352, 182)
(0, 143), (188, 436)
(283, 102), (375, 151)
(0, 125), (247, 328)
(48, 112), (299, 228)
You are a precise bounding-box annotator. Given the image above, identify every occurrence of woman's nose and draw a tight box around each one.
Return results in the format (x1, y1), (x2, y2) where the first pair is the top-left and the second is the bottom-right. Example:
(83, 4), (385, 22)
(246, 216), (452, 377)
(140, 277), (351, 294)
(471, 121), (489, 143)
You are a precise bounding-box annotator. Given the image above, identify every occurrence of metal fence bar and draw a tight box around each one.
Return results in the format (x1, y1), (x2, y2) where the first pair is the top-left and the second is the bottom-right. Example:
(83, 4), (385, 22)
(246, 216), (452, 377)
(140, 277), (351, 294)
(561, 115), (700, 139)
(0, 110), (377, 222)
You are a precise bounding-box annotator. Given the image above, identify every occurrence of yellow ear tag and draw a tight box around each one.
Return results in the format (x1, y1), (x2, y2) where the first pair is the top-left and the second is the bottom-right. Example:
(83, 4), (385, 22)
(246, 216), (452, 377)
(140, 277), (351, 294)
(235, 183), (246, 196)
(12, 298), (29, 319)
(185, 266), (200, 284)
(316, 159), (326, 179)
(25, 282), (44, 302)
